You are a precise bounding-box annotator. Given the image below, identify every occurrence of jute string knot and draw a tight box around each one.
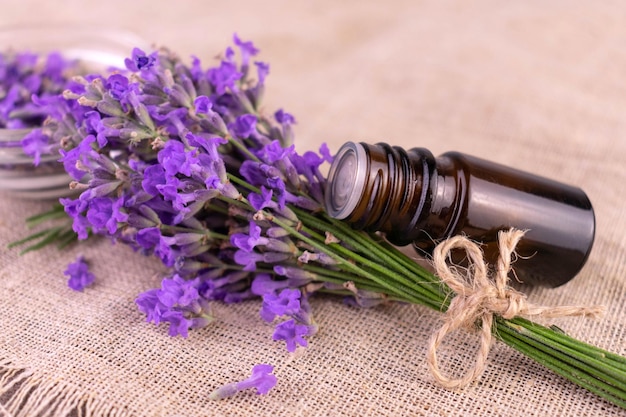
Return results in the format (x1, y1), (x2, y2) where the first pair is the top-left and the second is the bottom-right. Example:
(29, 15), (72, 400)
(426, 228), (604, 389)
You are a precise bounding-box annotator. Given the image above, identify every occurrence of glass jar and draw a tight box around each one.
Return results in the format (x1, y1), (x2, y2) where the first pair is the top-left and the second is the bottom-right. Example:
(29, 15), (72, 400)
(0, 25), (148, 199)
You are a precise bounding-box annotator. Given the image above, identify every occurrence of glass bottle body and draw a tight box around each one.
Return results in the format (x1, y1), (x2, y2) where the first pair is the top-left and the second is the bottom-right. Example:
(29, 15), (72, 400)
(325, 142), (595, 287)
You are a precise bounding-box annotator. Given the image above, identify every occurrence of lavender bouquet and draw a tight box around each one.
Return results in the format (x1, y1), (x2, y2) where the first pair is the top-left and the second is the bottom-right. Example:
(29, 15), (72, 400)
(6, 36), (626, 407)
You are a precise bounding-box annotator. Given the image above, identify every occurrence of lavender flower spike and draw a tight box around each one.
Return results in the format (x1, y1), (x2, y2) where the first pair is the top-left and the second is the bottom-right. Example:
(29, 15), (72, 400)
(209, 364), (277, 400)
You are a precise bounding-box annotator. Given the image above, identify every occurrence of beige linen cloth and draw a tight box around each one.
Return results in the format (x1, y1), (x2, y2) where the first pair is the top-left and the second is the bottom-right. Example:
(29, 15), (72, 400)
(1, 1), (625, 416)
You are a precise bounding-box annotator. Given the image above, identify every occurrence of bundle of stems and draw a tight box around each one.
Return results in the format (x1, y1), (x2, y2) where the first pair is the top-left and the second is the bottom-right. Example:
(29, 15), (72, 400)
(291, 209), (626, 409)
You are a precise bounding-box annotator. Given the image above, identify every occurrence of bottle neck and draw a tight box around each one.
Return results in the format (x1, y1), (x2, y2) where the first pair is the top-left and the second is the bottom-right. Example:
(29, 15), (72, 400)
(325, 142), (438, 246)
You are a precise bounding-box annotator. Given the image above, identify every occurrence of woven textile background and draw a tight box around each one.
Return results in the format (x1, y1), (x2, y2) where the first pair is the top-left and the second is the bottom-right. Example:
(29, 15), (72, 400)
(1, 1), (625, 416)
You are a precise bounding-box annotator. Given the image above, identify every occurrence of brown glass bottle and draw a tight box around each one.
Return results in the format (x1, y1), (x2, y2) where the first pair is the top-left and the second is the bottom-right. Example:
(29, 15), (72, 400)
(324, 142), (595, 287)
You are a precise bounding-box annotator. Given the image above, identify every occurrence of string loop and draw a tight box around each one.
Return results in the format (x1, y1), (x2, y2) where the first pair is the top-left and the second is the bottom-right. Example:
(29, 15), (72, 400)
(426, 228), (603, 389)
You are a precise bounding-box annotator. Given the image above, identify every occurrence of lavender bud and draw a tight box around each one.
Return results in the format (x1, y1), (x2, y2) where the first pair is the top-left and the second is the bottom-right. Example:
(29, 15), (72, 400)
(165, 84), (192, 108)
(262, 252), (292, 264)
(100, 116), (126, 129)
(77, 96), (98, 107)
(266, 227), (290, 238)
(273, 265), (316, 286)
(264, 238), (296, 254)
(85, 181), (122, 198)
(127, 213), (158, 229)
(157, 68), (175, 89)
(127, 92), (155, 131)
(179, 242), (210, 257)
(62, 89), (81, 100)
(164, 233), (204, 246)
(136, 205), (161, 224)
(178, 72), (197, 100)
(97, 99), (126, 118)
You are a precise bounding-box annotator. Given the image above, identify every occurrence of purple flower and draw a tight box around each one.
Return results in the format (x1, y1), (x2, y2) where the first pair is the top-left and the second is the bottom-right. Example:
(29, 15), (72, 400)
(260, 288), (301, 322)
(161, 310), (192, 338)
(157, 275), (200, 308)
(266, 175), (287, 209)
(233, 34), (259, 66)
(239, 160), (267, 185)
(136, 227), (176, 267)
(272, 319), (310, 352)
(185, 132), (226, 160)
(233, 250), (264, 271)
(273, 265), (316, 287)
(230, 221), (268, 252)
(194, 95), (212, 114)
(106, 73), (131, 101)
(142, 164), (167, 196)
(248, 186), (274, 211)
(250, 274), (290, 296)
(21, 129), (53, 166)
(319, 143), (333, 163)
(84, 111), (117, 148)
(136, 289), (166, 324)
(58, 135), (97, 181)
(274, 109), (296, 126)
(209, 364), (277, 400)
(207, 56), (242, 95)
(230, 114), (257, 139)
(43, 52), (67, 82)
(86, 196), (129, 235)
(64, 256), (95, 291)
(158, 140), (197, 177)
(255, 61), (269, 84)
(190, 55), (204, 81)
(60, 198), (90, 240)
(262, 140), (294, 164)
(124, 48), (156, 72)
(136, 273), (214, 338)
(136, 227), (161, 249)
(156, 177), (197, 213)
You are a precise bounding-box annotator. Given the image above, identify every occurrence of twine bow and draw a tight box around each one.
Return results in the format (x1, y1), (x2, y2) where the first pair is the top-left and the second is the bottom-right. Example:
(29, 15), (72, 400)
(426, 228), (604, 389)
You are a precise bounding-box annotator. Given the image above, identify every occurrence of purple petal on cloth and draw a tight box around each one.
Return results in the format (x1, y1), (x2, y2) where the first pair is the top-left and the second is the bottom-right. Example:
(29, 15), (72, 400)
(209, 364), (277, 400)
(63, 256), (95, 291)
(272, 319), (310, 352)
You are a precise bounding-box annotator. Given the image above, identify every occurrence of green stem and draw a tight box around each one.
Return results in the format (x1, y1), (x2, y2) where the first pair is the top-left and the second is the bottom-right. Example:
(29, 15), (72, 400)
(496, 322), (626, 408)
(226, 135), (261, 163)
(301, 264), (394, 293)
(511, 317), (626, 369)
(270, 214), (441, 309)
(294, 210), (447, 307)
(506, 320), (626, 383)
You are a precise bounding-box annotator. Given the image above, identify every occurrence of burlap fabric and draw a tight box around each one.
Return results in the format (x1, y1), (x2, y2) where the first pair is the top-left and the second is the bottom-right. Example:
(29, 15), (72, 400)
(1, 1), (625, 416)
